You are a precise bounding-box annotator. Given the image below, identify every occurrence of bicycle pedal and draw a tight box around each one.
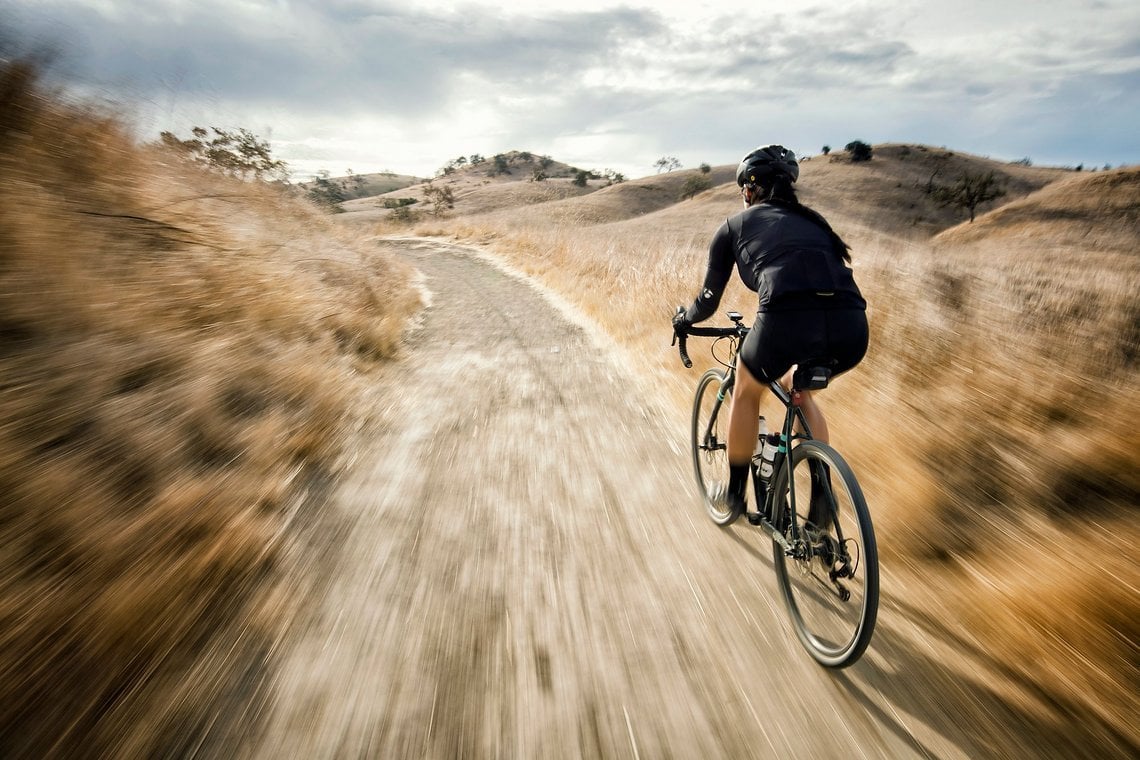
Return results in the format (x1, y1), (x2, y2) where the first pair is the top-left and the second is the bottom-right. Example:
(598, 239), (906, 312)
(747, 511), (763, 526)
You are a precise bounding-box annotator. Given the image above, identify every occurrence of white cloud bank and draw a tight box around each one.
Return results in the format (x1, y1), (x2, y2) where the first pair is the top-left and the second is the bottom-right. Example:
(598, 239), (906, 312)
(4, 0), (1138, 178)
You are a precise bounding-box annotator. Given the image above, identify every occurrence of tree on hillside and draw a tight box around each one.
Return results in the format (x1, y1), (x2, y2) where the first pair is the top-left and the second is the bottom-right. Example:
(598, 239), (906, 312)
(572, 169), (591, 187)
(933, 170), (1007, 222)
(490, 153), (511, 176)
(845, 140), (873, 162)
(921, 151), (953, 195)
(344, 168), (367, 196)
(160, 126), (288, 180)
(699, 162), (711, 173)
(822, 145), (831, 156)
(655, 156), (682, 173)
(602, 168), (625, 185)
(680, 174), (712, 200)
(422, 179), (455, 215)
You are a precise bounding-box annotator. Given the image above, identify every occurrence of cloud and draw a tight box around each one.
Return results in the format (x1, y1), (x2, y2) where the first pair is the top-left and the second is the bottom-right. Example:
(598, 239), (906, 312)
(9, 0), (665, 117)
(4, 0), (1137, 176)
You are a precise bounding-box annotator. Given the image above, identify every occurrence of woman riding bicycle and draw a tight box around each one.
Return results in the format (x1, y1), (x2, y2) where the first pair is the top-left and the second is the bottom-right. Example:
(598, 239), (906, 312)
(672, 145), (868, 517)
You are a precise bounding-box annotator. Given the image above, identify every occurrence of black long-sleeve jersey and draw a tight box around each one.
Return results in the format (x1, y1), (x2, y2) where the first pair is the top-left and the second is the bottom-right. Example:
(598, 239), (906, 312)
(684, 200), (866, 325)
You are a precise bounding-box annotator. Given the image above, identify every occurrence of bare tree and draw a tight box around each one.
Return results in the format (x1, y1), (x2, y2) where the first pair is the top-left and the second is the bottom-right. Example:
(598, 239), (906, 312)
(934, 171), (1007, 222)
(922, 152), (952, 195)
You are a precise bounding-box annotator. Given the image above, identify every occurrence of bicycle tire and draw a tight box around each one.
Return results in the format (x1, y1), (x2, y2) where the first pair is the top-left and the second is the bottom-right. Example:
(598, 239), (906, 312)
(691, 368), (741, 526)
(770, 440), (878, 667)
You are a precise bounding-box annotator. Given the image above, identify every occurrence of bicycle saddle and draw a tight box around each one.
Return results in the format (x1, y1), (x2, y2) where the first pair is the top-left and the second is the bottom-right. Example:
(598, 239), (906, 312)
(792, 363), (833, 391)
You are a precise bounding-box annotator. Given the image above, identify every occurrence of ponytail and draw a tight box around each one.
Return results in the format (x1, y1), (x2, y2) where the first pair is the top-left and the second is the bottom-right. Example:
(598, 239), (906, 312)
(756, 178), (852, 262)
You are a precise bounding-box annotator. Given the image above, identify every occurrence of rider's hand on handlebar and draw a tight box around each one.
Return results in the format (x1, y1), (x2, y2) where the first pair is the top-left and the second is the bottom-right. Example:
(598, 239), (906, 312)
(672, 306), (691, 336)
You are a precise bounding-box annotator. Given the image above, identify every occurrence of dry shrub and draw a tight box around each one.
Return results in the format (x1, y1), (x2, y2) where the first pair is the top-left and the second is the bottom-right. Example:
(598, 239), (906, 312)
(0, 61), (419, 755)
(431, 163), (1139, 749)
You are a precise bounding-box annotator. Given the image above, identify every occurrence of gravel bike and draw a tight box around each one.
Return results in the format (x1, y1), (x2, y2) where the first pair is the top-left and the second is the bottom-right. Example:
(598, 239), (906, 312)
(674, 309), (879, 668)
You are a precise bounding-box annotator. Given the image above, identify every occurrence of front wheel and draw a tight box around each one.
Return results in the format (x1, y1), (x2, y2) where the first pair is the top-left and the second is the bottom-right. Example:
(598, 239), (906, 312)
(770, 440), (878, 667)
(691, 369), (740, 526)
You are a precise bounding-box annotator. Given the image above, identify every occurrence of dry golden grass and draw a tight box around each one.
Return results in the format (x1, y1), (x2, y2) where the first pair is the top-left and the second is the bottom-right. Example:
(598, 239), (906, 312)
(0, 61), (420, 756)
(937, 165), (1140, 250)
(802, 143), (1069, 237)
(413, 151), (1139, 749)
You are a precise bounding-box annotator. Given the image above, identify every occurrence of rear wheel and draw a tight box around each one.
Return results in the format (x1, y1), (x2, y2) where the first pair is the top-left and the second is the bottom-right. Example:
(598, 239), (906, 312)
(691, 369), (740, 526)
(771, 441), (878, 667)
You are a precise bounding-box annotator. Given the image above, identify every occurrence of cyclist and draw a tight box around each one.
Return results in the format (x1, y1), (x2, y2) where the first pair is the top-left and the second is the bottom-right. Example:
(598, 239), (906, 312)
(672, 145), (868, 518)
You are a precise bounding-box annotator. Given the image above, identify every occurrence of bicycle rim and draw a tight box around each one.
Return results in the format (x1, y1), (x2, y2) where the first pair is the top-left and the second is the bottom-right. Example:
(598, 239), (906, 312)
(772, 441), (878, 667)
(691, 369), (739, 526)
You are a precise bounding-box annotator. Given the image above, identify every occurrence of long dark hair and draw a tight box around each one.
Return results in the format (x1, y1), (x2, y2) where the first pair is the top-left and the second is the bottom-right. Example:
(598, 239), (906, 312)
(756, 177), (852, 262)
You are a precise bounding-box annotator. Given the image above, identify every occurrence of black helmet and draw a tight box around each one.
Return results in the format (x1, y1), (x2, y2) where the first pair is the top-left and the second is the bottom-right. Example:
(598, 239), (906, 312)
(736, 145), (799, 186)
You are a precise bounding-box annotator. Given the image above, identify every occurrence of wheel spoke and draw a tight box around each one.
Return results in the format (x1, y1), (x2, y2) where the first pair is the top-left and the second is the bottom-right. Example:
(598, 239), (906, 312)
(771, 442), (878, 667)
(691, 370), (740, 526)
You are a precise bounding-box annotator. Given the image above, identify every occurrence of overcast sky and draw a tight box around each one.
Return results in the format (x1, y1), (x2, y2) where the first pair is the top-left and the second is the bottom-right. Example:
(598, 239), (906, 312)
(4, 0), (1138, 179)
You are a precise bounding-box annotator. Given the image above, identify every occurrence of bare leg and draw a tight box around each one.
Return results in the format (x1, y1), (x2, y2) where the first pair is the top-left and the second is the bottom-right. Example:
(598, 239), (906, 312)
(778, 367), (829, 443)
(728, 357), (766, 465)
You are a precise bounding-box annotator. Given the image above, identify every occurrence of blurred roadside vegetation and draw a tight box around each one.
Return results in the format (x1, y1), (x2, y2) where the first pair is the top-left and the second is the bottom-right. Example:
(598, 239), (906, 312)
(0, 59), (420, 756)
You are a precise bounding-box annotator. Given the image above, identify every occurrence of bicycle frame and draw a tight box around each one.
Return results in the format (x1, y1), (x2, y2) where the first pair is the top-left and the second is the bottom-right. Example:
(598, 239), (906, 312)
(679, 309), (878, 667)
(757, 383), (813, 551)
(685, 318), (842, 558)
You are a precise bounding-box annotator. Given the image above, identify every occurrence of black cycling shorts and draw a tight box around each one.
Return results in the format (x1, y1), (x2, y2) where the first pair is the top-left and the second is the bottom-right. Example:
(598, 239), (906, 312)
(739, 308), (868, 383)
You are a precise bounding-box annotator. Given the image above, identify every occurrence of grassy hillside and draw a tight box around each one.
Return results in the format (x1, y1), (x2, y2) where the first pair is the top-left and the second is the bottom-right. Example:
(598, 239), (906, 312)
(377, 142), (1070, 241)
(350, 150), (675, 224)
(371, 145), (1139, 751)
(0, 61), (421, 756)
(936, 165), (1140, 251)
(299, 170), (423, 200)
(476, 164), (739, 226)
(799, 143), (1070, 236)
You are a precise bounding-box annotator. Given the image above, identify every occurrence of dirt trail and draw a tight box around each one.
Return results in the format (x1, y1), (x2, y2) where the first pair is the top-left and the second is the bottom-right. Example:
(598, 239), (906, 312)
(247, 238), (1120, 759)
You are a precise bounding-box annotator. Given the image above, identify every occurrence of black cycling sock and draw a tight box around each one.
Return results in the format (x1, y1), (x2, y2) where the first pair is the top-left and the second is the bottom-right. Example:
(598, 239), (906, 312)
(728, 463), (750, 501)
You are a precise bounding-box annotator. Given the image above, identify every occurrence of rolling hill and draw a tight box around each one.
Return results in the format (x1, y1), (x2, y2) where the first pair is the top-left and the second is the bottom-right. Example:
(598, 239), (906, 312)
(359, 143), (1083, 244)
(935, 164), (1140, 251)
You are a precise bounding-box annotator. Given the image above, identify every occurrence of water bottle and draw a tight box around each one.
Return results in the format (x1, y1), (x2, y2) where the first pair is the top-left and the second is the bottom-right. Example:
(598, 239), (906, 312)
(751, 417), (769, 518)
(759, 431), (780, 483)
(754, 416), (768, 462)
